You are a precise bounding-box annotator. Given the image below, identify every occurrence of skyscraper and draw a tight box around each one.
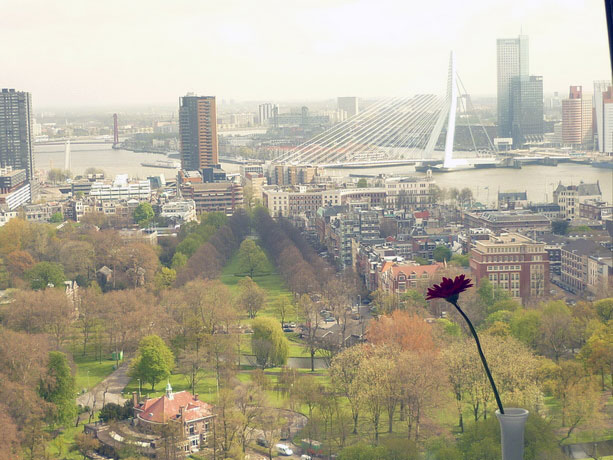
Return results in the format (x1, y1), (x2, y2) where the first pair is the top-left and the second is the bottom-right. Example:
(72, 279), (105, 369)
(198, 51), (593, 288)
(337, 97), (359, 118)
(497, 35), (529, 138)
(0, 88), (34, 180)
(179, 94), (219, 171)
(510, 75), (544, 147)
(593, 81), (613, 153)
(562, 86), (593, 148)
(258, 103), (278, 125)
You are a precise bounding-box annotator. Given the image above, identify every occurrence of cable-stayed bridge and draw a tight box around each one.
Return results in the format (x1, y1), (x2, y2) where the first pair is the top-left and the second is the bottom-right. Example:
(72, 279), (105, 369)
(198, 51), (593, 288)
(274, 53), (497, 169)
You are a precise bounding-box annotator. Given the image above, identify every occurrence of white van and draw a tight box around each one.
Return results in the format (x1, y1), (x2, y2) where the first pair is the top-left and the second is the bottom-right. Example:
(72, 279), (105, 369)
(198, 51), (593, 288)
(275, 443), (294, 456)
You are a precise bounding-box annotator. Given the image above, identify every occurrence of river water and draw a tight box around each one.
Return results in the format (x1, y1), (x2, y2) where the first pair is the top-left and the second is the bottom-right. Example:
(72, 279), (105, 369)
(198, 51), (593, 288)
(34, 144), (611, 205)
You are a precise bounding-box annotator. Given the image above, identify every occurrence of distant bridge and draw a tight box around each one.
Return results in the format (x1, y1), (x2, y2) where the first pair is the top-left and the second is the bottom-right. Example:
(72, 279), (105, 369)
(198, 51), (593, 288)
(35, 138), (116, 146)
(274, 52), (497, 168)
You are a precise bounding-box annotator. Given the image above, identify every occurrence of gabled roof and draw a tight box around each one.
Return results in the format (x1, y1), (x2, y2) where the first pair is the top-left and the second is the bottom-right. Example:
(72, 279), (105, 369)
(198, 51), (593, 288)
(577, 182), (601, 196)
(380, 261), (442, 278)
(136, 390), (214, 424)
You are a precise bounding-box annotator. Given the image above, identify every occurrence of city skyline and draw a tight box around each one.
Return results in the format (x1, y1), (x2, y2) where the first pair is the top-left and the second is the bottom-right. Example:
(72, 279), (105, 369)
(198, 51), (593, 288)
(1, 0), (610, 107)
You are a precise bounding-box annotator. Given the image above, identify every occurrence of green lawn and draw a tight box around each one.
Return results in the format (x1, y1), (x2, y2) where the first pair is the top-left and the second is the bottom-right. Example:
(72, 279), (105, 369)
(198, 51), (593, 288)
(69, 342), (119, 392)
(221, 242), (297, 321)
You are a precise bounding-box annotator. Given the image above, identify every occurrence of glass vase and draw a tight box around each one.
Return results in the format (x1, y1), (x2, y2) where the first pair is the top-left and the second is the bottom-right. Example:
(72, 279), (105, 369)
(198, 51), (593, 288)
(495, 408), (529, 460)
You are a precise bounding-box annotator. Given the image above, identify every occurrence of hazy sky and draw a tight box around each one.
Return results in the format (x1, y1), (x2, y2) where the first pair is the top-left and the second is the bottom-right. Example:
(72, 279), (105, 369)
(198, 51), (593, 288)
(2, 0), (610, 107)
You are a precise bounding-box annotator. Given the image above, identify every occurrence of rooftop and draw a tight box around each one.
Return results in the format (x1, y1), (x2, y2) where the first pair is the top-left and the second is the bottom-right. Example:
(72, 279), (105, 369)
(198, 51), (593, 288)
(135, 387), (214, 424)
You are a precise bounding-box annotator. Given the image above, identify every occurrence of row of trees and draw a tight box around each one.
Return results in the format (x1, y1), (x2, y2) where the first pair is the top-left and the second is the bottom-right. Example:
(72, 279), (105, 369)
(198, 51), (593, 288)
(172, 210), (250, 286)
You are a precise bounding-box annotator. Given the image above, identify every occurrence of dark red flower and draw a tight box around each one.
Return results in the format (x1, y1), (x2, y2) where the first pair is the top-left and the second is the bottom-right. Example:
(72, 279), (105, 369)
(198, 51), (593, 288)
(426, 274), (473, 302)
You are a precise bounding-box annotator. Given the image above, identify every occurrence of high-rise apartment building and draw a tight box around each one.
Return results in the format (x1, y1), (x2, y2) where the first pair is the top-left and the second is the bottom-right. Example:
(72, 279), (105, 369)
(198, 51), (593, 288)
(0, 89), (34, 180)
(561, 86), (593, 149)
(497, 35), (529, 139)
(510, 75), (544, 147)
(179, 95), (219, 170)
(258, 103), (279, 125)
(337, 97), (359, 118)
(593, 81), (613, 154)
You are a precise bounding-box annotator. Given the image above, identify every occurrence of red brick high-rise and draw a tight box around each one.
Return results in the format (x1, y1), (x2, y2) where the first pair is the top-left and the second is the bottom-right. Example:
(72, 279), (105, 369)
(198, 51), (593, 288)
(179, 95), (219, 171)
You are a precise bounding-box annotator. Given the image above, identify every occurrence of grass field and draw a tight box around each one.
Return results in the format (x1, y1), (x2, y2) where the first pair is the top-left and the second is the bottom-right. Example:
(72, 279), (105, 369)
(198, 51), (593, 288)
(69, 342), (120, 392)
(220, 242), (297, 320)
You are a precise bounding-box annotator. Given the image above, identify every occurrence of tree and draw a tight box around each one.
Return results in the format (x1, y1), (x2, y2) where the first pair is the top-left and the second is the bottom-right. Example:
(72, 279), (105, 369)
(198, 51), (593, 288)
(130, 335), (175, 390)
(367, 311), (435, 352)
(579, 322), (613, 390)
(299, 294), (322, 371)
(5, 249), (35, 280)
(154, 267), (176, 291)
(552, 220), (569, 235)
(272, 295), (294, 326)
(73, 432), (100, 460)
(171, 251), (188, 270)
(433, 245), (452, 262)
(330, 345), (365, 434)
(293, 375), (322, 421)
(133, 202), (155, 227)
(594, 298), (613, 323)
(25, 261), (65, 290)
(251, 317), (289, 368)
(236, 239), (267, 278)
(356, 178), (368, 188)
(414, 256), (430, 266)
(257, 411), (287, 460)
(538, 301), (573, 362)
(395, 349), (447, 441)
(510, 308), (542, 349)
(237, 276), (266, 319)
(357, 347), (388, 444)
(49, 212), (63, 223)
(458, 188), (473, 207)
(450, 254), (469, 267)
(84, 167), (105, 177)
(38, 351), (77, 425)
(177, 346), (207, 396)
(58, 240), (95, 282)
(46, 168), (71, 184)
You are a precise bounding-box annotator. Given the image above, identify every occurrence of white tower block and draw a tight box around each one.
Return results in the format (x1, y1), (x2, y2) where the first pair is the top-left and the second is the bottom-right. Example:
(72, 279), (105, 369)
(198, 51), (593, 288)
(64, 139), (71, 171)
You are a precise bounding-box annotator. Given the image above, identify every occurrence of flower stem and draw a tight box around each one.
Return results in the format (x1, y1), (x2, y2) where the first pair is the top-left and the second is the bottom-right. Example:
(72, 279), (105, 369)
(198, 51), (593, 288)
(451, 301), (505, 415)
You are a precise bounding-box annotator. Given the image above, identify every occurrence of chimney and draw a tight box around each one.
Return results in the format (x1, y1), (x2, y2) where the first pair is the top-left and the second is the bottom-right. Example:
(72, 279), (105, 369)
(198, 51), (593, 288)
(194, 393), (199, 401)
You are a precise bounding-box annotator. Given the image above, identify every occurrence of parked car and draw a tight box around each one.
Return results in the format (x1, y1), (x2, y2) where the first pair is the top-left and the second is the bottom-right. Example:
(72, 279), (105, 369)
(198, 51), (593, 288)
(283, 327), (293, 332)
(301, 455), (312, 460)
(256, 437), (270, 448)
(275, 443), (294, 456)
(324, 317), (335, 323)
(288, 322), (297, 328)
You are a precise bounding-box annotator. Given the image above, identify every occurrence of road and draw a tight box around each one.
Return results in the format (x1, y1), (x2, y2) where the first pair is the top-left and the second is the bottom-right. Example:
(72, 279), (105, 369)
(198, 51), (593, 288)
(77, 363), (130, 411)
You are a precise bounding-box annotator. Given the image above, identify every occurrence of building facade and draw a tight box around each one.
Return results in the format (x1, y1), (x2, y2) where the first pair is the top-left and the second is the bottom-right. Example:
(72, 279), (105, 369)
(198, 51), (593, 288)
(553, 181), (602, 219)
(497, 35), (529, 138)
(0, 89), (34, 180)
(593, 81), (613, 154)
(470, 232), (549, 302)
(560, 239), (612, 294)
(180, 181), (243, 215)
(562, 86), (593, 148)
(510, 75), (544, 147)
(179, 95), (219, 170)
